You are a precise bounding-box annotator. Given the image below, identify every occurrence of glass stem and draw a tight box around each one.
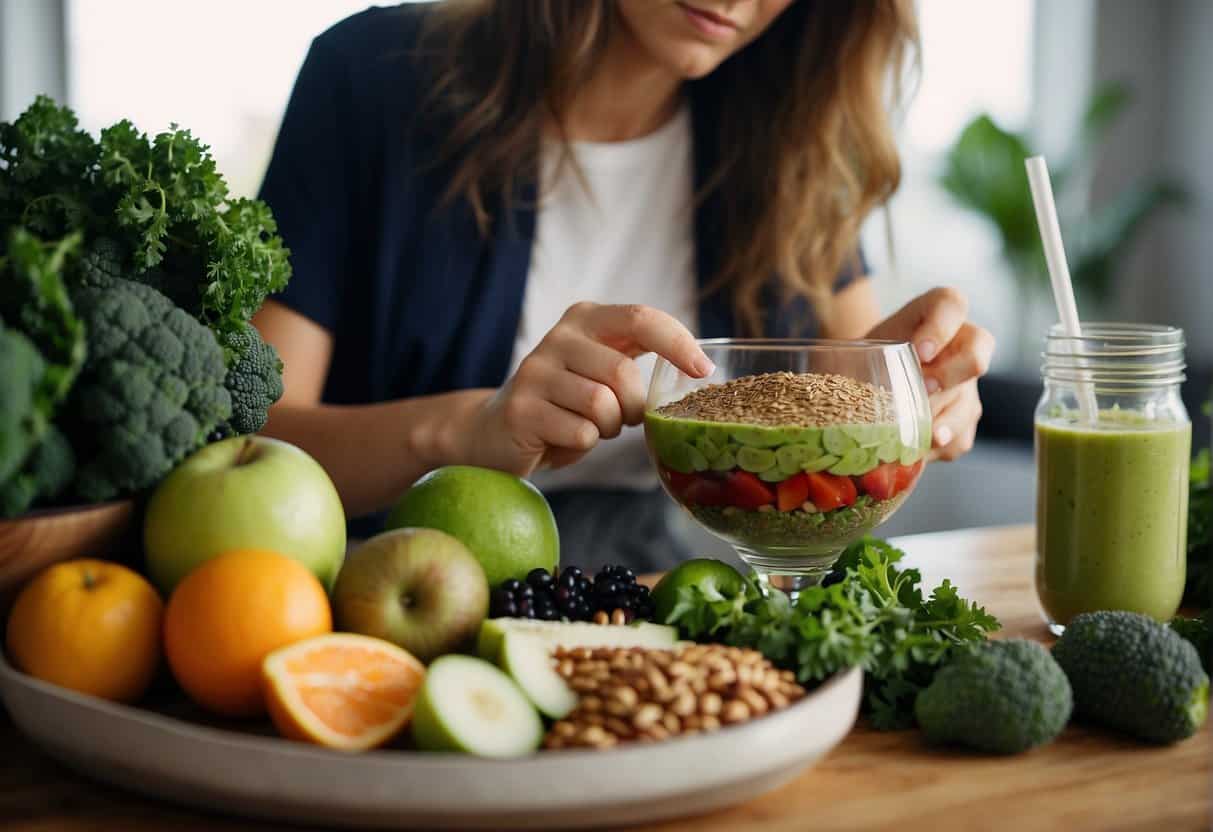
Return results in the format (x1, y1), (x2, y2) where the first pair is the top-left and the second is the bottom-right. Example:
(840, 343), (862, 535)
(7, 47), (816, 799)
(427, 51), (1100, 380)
(754, 569), (829, 602)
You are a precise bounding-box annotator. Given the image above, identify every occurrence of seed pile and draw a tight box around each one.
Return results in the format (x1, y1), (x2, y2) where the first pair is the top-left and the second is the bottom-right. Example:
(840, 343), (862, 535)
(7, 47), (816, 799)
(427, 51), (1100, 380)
(543, 644), (805, 750)
(655, 371), (891, 426)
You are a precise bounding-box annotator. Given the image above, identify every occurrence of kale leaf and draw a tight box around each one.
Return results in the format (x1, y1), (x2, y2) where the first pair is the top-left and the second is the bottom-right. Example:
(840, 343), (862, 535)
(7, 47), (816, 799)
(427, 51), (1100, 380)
(0, 96), (291, 350)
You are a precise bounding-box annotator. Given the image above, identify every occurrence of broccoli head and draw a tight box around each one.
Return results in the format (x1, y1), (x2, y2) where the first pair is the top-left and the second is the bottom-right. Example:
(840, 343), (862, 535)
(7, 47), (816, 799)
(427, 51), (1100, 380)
(218, 322), (284, 435)
(1053, 610), (1209, 743)
(0, 425), (75, 517)
(915, 639), (1072, 754)
(0, 320), (47, 485)
(63, 277), (231, 502)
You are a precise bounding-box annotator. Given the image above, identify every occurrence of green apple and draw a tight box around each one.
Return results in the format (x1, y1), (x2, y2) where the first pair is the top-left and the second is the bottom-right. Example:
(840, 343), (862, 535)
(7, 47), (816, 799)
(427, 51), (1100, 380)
(143, 436), (346, 594)
(331, 528), (488, 663)
(385, 465), (559, 586)
(410, 655), (542, 757)
(650, 558), (747, 625)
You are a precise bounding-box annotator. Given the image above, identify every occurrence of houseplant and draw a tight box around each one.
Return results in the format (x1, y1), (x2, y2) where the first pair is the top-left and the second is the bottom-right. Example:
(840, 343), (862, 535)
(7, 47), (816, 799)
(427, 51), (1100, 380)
(938, 81), (1189, 366)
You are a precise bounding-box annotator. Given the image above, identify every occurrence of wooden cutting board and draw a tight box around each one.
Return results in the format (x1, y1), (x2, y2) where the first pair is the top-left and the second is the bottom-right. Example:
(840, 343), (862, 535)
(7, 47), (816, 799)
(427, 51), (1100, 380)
(0, 525), (1208, 831)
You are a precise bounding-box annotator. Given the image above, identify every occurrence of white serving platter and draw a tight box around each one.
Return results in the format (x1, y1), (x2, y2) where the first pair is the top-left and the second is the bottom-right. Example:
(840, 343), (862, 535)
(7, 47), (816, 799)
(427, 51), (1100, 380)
(0, 650), (861, 830)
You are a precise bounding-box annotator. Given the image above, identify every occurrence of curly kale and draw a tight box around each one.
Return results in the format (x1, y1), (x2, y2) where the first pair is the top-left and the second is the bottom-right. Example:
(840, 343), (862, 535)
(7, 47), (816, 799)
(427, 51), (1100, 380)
(63, 278), (231, 502)
(1, 96), (291, 373)
(0, 97), (100, 236)
(219, 322), (284, 435)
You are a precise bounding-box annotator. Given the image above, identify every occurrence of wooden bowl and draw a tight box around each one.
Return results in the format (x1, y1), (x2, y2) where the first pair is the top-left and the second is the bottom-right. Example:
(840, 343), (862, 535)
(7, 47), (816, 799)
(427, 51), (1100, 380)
(0, 501), (137, 605)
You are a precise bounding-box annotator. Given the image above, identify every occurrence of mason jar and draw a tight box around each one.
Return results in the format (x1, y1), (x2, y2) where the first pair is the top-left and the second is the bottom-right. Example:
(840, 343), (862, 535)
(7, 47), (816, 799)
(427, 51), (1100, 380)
(1034, 323), (1190, 634)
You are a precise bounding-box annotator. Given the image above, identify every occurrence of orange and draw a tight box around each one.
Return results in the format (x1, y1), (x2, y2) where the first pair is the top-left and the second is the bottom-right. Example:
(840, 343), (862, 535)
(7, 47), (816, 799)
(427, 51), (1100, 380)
(163, 548), (331, 717)
(5, 559), (163, 703)
(262, 633), (426, 752)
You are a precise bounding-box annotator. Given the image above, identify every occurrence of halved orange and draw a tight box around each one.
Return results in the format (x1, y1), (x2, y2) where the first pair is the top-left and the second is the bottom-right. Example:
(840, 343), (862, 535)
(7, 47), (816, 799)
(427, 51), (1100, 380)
(262, 633), (426, 752)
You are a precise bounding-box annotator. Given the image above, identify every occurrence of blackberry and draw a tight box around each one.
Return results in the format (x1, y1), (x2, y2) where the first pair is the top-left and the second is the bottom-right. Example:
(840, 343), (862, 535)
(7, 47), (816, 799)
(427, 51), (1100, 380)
(526, 568), (554, 591)
(488, 564), (655, 621)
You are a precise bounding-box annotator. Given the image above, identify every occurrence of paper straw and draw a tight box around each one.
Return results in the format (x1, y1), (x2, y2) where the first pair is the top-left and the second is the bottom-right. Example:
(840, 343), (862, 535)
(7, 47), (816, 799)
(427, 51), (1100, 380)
(1024, 155), (1098, 423)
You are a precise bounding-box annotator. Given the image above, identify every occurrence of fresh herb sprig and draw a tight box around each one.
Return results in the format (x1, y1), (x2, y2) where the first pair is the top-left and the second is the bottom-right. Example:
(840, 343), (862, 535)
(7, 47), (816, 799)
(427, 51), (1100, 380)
(666, 538), (1000, 729)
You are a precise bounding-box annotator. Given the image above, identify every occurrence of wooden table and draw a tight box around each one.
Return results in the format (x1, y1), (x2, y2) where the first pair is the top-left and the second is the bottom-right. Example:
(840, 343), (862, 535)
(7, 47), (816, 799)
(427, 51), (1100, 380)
(1, 525), (1208, 831)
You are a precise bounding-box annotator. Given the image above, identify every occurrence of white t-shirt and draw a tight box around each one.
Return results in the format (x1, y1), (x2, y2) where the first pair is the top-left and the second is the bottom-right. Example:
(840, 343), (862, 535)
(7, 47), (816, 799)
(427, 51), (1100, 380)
(507, 104), (697, 492)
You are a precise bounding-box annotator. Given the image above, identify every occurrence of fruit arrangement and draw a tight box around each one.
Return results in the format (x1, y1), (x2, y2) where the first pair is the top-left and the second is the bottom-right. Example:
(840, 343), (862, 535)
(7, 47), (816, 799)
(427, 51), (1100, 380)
(0, 430), (818, 759)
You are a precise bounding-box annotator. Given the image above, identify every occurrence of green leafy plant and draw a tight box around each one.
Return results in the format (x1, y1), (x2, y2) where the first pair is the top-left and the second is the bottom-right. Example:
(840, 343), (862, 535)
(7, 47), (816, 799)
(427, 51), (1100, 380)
(665, 537), (1000, 730)
(938, 81), (1188, 354)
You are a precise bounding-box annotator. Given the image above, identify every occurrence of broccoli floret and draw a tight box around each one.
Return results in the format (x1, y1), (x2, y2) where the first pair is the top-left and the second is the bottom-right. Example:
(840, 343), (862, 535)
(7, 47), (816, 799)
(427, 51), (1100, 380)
(62, 277), (231, 502)
(218, 322), (284, 435)
(1053, 610), (1209, 743)
(1170, 611), (1210, 674)
(76, 236), (126, 289)
(914, 639), (1072, 754)
(0, 425), (75, 517)
(0, 321), (48, 485)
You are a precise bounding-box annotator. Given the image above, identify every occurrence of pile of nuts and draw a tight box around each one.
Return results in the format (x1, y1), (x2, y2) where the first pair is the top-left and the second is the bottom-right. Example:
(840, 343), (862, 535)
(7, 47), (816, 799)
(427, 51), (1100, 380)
(543, 644), (805, 750)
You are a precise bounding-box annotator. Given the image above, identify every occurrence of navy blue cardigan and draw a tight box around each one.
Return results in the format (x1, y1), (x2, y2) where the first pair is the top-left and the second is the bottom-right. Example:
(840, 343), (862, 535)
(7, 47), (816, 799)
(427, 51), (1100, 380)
(260, 4), (863, 410)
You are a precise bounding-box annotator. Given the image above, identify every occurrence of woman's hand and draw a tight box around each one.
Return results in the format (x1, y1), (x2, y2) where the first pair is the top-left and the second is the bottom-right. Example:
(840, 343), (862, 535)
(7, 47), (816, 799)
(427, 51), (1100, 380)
(865, 288), (995, 461)
(453, 302), (712, 476)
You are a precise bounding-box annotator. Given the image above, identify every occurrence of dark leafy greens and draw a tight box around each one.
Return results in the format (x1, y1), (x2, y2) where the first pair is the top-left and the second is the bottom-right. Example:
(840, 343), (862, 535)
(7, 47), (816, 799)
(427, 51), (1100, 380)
(665, 538), (1000, 729)
(0, 96), (290, 348)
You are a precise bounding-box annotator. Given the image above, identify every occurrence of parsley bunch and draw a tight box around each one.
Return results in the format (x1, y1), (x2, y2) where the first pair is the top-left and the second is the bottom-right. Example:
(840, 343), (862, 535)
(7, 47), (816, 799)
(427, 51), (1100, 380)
(666, 538), (1000, 729)
(0, 96), (290, 343)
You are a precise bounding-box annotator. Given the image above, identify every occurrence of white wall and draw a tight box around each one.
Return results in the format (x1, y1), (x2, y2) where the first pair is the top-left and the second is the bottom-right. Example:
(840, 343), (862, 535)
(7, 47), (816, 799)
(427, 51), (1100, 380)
(1094, 0), (1213, 367)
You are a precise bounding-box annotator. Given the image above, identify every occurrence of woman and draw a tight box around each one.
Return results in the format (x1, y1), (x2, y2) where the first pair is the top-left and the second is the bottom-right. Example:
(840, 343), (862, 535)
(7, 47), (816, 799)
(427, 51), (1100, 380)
(254, 0), (993, 570)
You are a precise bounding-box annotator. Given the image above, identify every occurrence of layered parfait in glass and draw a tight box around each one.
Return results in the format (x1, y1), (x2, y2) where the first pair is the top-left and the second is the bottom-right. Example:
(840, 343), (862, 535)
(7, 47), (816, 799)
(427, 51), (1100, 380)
(645, 340), (932, 596)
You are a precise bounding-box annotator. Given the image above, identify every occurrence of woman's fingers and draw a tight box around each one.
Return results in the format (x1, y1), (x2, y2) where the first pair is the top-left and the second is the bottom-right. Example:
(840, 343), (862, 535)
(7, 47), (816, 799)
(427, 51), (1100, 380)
(544, 331), (648, 425)
(867, 287), (969, 363)
(928, 379), (982, 461)
(502, 392), (599, 454)
(923, 322), (995, 393)
(544, 366), (625, 439)
(570, 302), (712, 378)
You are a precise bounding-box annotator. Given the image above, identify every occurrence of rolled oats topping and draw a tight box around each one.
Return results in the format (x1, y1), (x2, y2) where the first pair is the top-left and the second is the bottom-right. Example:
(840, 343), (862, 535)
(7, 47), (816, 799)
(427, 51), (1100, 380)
(655, 372), (892, 427)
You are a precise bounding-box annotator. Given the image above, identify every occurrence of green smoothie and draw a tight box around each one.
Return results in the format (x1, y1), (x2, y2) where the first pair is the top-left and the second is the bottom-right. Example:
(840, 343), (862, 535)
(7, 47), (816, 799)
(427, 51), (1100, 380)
(1036, 413), (1190, 626)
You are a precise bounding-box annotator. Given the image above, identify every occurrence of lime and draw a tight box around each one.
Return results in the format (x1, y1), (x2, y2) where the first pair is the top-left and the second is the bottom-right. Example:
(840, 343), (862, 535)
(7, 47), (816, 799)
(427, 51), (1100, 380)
(650, 558), (746, 625)
(386, 466), (559, 586)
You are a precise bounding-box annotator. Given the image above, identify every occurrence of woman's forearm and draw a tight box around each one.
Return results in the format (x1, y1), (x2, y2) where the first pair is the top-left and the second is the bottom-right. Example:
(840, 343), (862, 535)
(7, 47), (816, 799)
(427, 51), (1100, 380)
(260, 388), (493, 518)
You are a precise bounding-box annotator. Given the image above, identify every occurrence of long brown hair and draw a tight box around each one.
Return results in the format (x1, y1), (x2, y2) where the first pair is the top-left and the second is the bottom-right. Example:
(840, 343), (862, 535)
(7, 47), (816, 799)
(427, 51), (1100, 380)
(418, 1), (918, 334)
